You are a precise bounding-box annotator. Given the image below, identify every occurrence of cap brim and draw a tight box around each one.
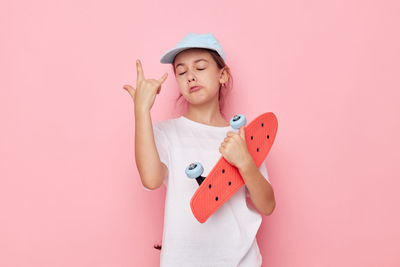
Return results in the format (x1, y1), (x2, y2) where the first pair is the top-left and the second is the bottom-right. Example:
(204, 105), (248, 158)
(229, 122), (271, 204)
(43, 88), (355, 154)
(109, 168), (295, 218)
(160, 45), (214, 64)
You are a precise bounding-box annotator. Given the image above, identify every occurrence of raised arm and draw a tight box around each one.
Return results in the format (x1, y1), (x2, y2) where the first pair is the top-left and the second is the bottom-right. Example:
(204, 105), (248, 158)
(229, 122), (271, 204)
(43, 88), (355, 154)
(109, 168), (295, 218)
(123, 59), (169, 190)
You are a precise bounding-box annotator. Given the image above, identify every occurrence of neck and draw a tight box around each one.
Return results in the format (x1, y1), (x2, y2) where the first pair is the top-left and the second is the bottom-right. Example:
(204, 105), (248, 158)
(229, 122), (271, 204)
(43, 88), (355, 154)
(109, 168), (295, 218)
(184, 97), (228, 127)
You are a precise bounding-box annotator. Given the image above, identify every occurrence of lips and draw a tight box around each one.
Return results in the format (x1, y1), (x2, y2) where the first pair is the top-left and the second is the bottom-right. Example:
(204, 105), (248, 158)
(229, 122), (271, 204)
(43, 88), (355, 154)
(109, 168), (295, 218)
(190, 86), (202, 92)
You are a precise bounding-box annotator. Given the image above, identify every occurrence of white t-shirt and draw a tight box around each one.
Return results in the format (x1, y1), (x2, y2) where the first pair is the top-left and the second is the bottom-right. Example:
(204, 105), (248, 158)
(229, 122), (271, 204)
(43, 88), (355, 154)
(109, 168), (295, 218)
(143, 115), (271, 267)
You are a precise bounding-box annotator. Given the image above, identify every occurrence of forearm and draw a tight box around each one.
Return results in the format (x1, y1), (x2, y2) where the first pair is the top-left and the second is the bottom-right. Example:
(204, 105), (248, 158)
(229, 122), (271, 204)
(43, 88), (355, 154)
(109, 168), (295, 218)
(134, 108), (164, 188)
(238, 157), (275, 216)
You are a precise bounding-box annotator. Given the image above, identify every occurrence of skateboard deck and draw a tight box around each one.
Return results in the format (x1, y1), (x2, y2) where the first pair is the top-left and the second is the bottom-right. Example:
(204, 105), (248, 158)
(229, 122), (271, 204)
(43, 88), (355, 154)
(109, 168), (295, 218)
(190, 112), (278, 223)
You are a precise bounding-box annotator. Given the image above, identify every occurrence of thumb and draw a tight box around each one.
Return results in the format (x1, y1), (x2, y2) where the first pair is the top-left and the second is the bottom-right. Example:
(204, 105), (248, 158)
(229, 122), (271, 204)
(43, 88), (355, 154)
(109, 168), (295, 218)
(239, 126), (245, 139)
(123, 84), (136, 99)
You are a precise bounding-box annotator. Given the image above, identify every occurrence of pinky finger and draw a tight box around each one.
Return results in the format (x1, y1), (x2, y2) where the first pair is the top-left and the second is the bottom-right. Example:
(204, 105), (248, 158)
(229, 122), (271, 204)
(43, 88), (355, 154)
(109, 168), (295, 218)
(159, 72), (168, 83)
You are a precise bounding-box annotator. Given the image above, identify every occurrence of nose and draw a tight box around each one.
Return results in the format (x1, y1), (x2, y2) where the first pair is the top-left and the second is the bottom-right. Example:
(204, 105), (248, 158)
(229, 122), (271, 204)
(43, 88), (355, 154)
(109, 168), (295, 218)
(186, 71), (196, 83)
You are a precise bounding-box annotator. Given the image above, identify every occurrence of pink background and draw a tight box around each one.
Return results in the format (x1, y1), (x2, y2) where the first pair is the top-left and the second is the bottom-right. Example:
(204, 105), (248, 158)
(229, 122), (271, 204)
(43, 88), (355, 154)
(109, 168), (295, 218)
(1, 0), (399, 266)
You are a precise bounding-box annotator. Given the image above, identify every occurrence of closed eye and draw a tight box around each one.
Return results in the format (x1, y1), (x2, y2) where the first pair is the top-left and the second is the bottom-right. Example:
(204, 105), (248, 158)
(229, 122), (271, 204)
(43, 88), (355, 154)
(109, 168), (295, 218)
(179, 68), (205, 75)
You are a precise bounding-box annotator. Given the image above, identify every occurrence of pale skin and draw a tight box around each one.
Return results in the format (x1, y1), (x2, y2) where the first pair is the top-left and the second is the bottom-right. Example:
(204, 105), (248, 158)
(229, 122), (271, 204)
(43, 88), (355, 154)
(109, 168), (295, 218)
(123, 48), (275, 216)
(123, 60), (169, 190)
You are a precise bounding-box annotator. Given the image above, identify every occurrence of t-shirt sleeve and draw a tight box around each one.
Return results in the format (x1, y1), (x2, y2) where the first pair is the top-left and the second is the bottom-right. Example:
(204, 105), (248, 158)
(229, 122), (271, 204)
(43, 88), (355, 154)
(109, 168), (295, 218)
(245, 159), (271, 198)
(142, 124), (170, 191)
(153, 125), (170, 169)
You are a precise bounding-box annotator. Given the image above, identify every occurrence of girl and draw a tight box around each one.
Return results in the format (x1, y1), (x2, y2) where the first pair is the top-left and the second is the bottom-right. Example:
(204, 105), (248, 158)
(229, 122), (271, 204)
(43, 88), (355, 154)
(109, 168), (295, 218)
(123, 32), (275, 267)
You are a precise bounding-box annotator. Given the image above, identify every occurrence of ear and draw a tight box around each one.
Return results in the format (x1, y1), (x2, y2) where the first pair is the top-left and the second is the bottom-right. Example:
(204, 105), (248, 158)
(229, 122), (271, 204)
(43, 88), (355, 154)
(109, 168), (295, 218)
(219, 67), (229, 85)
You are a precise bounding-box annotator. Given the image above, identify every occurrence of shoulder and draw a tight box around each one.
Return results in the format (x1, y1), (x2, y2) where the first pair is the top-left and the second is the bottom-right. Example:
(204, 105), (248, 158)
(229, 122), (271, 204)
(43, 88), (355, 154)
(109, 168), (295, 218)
(153, 117), (180, 133)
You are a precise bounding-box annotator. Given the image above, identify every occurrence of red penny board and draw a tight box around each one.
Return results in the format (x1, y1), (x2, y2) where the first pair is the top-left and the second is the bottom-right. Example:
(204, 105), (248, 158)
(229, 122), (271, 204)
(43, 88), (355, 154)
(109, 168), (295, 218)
(190, 112), (278, 223)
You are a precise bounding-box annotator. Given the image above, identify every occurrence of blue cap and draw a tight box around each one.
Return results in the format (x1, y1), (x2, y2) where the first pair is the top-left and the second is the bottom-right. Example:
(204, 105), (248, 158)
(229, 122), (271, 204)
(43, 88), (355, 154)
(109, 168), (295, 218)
(160, 32), (226, 64)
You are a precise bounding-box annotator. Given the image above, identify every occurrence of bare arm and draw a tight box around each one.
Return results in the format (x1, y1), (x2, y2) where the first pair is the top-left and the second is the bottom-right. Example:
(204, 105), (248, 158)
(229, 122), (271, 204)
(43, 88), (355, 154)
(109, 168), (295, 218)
(123, 59), (169, 191)
(135, 108), (167, 190)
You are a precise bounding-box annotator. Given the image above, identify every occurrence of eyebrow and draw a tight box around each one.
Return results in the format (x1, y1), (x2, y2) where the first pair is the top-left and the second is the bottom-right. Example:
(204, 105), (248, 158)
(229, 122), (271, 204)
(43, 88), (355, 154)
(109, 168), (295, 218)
(175, 59), (208, 69)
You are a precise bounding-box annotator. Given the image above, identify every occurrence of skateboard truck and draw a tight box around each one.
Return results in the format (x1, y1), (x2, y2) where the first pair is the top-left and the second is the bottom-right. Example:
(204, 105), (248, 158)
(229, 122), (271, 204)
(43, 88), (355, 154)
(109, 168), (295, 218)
(185, 162), (205, 186)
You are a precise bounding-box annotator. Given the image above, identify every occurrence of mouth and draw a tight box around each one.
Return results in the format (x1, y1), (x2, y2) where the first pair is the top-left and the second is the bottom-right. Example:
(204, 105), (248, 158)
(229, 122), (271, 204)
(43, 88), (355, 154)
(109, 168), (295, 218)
(189, 86), (202, 93)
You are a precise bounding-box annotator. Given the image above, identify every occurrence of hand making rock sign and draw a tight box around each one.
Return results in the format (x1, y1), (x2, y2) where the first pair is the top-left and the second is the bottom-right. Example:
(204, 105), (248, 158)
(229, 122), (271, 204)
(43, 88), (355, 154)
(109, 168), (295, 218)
(123, 59), (168, 112)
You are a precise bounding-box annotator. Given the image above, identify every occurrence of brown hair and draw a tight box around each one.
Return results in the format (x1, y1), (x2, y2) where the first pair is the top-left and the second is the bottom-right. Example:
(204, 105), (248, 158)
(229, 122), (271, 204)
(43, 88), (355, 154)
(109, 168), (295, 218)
(171, 48), (233, 120)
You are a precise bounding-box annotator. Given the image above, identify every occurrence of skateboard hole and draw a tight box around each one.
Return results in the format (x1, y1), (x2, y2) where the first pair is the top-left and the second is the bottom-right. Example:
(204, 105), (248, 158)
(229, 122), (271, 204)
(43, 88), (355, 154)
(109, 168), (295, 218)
(228, 181), (231, 186)
(222, 169), (225, 174)
(209, 184), (212, 189)
(216, 196), (218, 201)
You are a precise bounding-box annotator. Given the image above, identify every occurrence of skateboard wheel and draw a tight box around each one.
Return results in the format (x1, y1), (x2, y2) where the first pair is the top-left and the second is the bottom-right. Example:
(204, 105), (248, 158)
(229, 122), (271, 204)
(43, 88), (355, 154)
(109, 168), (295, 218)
(230, 114), (247, 129)
(185, 162), (204, 179)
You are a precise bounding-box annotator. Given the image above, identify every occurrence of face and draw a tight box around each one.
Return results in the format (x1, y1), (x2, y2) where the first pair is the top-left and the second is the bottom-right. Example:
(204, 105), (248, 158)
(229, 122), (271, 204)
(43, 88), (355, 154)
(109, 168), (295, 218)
(173, 48), (227, 106)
